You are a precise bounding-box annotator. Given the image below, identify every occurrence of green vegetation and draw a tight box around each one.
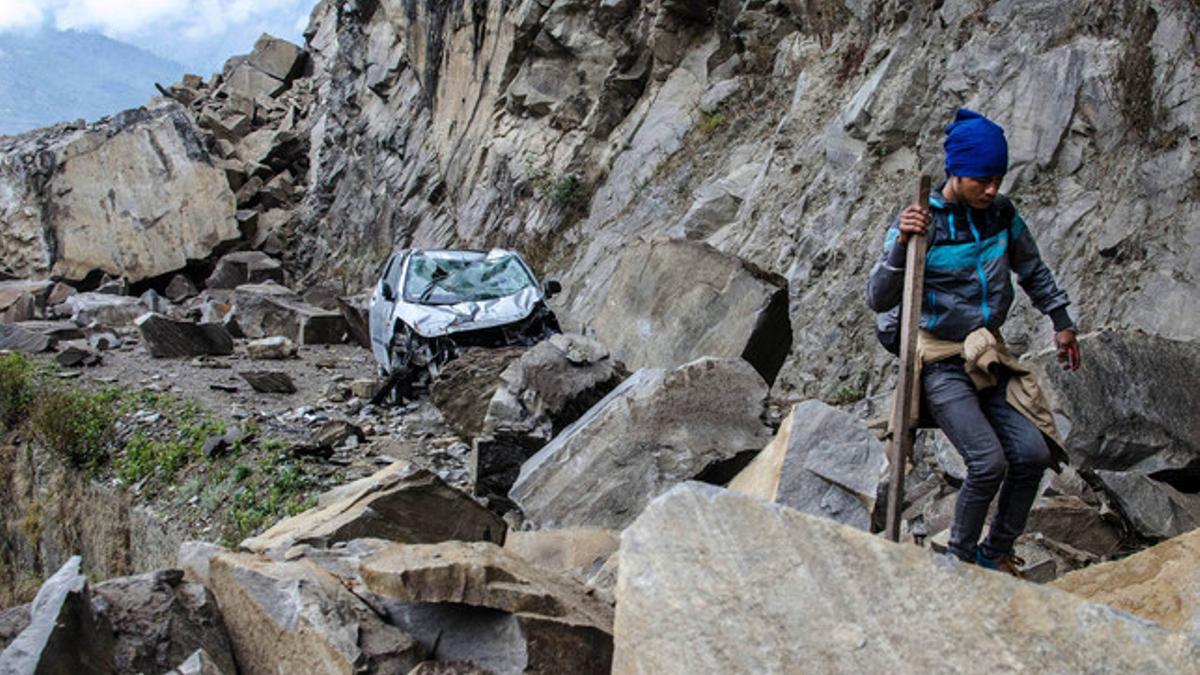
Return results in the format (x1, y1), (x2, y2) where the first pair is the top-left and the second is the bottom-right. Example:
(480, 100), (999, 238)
(0, 353), (36, 430)
(530, 168), (590, 211)
(0, 352), (328, 545)
(224, 454), (320, 546)
(698, 111), (727, 138)
(825, 379), (868, 407)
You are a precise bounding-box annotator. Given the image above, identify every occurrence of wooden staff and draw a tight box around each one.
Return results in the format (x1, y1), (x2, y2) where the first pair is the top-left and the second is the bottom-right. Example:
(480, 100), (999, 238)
(884, 174), (931, 543)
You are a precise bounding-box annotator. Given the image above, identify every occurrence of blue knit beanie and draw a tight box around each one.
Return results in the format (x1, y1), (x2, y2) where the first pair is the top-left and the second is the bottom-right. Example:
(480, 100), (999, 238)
(944, 109), (1008, 178)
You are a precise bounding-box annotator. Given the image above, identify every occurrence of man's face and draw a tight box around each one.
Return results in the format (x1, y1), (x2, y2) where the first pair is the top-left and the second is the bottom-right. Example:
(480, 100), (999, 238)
(953, 175), (1003, 209)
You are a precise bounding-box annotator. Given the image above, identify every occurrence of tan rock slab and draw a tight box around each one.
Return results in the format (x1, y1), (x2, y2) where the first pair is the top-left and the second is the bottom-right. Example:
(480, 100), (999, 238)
(1053, 526), (1200, 635)
(241, 461), (505, 558)
(208, 552), (423, 675)
(614, 482), (1200, 674)
(503, 527), (619, 584)
(361, 541), (613, 633)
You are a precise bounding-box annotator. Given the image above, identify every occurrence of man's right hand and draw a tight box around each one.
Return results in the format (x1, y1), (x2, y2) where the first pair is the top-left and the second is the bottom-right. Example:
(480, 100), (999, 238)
(898, 205), (931, 245)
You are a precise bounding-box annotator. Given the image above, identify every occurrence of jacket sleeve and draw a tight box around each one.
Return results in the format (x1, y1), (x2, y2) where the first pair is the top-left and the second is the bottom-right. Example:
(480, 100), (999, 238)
(866, 215), (907, 312)
(1008, 208), (1072, 323)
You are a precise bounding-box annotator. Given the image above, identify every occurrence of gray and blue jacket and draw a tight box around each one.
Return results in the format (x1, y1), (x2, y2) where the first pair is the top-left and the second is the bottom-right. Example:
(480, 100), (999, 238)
(867, 189), (1073, 352)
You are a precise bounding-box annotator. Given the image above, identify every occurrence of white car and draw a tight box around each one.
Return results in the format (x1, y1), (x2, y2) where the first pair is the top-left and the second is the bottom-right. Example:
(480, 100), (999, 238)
(368, 248), (561, 393)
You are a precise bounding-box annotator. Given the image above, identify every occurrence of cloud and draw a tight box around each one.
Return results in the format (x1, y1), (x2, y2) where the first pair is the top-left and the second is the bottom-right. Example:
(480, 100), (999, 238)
(0, 0), (312, 41)
(0, 0), (45, 31)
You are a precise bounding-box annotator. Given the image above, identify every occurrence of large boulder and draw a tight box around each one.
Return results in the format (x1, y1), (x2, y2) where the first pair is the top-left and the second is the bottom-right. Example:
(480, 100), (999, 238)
(136, 313), (235, 358)
(0, 556), (116, 674)
(613, 483), (1200, 674)
(208, 552), (423, 675)
(1033, 330), (1200, 474)
(472, 334), (628, 507)
(584, 239), (791, 385)
(1053, 526), (1200, 636)
(360, 541), (613, 675)
(430, 347), (528, 440)
(233, 282), (347, 344)
(241, 461), (505, 558)
(90, 569), (236, 675)
(0, 103), (238, 282)
(511, 357), (772, 529)
(728, 399), (888, 531)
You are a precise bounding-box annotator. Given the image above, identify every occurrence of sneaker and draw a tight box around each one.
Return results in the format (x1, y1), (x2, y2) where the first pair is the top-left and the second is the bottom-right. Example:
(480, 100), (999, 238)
(975, 549), (1025, 578)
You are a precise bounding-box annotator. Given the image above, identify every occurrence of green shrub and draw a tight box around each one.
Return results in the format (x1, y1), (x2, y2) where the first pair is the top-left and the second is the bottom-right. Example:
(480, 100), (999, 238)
(29, 388), (116, 469)
(0, 353), (34, 430)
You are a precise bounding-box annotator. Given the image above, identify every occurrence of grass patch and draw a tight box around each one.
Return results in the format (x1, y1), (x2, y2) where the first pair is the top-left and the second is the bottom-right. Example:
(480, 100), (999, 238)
(223, 455), (320, 546)
(0, 353), (36, 430)
(29, 388), (117, 470)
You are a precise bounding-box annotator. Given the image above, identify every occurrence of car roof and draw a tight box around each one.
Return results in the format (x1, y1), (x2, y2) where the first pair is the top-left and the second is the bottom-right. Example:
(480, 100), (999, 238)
(402, 248), (522, 261)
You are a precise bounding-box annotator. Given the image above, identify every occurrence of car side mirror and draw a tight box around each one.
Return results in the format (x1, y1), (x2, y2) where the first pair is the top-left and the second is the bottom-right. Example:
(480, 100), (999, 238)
(543, 280), (562, 299)
(381, 282), (395, 302)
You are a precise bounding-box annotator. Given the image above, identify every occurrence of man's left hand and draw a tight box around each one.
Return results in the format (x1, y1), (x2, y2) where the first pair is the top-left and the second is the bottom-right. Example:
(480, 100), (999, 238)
(1056, 330), (1080, 371)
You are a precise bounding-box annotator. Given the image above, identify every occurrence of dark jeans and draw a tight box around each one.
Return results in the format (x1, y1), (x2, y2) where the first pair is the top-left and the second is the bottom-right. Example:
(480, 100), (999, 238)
(922, 359), (1051, 561)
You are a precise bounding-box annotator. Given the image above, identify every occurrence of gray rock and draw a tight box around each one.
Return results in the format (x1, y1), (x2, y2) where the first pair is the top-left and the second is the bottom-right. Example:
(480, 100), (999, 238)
(585, 240), (791, 386)
(65, 293), (144, 327)
(218, 61), (287, 100)
(246, 34), (305, 83)
(0, 556), (116, 674)
(233, 282), (346, 344)
(0, 280), (53, 323)
(165, 275), (199, 302)
(1094, 470), (1200, 540)
(0, 324), (52, 353)
(613, 483), (1200, 674)
(237, 370), (297, 394)
(0, 605), (30, 651)
(729, 399), (888, 531)
(90, 569), (236, 675)
(136, 313), (235, 358)
(337, 294), (371, 349)
(56, 343), (100, 368)
(204, 251), (285, 290)
(511, 357), (772, 529)
(430, 347), (528, 440)
(245, 335), (297, 360)
(473, 334), (628, 508)
(164, 649), (229, 675)
(1032, 331), (1200, 474)
(18, 320), (83, 342)
(1026, 495), (1124, 558)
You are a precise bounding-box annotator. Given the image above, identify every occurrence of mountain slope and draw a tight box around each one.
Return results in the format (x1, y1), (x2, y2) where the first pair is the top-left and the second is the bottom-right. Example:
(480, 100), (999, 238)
(0, 29), (187, 136)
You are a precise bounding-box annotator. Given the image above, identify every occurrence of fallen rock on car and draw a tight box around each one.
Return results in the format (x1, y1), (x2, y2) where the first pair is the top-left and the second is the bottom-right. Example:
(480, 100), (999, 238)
(511, 357), (772, 529)
(586, 239), (792, 385)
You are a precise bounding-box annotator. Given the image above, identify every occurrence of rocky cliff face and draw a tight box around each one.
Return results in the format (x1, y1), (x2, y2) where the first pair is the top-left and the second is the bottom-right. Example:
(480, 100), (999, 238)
(287, 0), (1198, 401)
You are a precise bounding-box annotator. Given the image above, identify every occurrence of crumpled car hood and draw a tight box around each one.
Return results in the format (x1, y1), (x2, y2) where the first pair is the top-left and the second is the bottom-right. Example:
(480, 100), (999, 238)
(393, 286), (543, 338)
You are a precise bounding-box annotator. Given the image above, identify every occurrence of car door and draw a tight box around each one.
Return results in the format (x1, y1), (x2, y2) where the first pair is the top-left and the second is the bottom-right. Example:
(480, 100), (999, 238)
(369, 252), (406, 372)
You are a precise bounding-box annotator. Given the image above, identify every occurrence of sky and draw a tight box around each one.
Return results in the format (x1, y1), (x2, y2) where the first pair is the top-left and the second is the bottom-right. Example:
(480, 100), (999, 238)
(0, 0), (318, 73)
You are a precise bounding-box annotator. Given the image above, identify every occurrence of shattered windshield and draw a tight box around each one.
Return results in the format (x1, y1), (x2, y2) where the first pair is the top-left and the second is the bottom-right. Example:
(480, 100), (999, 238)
(403, 251), (536, 305)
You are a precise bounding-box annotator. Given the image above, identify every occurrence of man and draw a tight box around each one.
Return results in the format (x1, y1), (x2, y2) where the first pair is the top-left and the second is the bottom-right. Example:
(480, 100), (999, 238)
(866, 108), (1080, 574)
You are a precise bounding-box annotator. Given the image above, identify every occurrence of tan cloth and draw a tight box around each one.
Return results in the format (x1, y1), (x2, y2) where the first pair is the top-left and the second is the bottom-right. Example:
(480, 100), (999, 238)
(917, 327), (1068, 471)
